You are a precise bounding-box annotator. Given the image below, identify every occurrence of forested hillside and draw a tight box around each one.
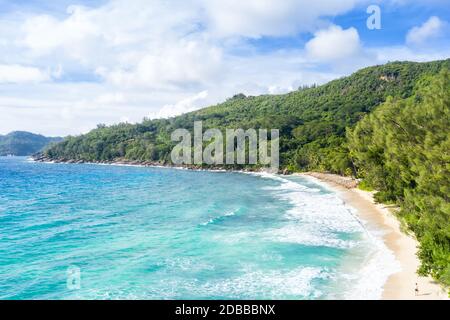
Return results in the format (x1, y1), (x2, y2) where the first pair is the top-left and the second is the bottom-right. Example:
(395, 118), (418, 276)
(0, 131), (62, 156)
(44, 59), (448, 173)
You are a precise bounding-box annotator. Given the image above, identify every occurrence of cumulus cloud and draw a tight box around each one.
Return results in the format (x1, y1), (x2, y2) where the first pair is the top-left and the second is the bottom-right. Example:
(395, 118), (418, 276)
(406, 16), (445, 46)
(102, 40), (224, 89)
(22, 8), (96, 57)
(306, 25), (361, 61)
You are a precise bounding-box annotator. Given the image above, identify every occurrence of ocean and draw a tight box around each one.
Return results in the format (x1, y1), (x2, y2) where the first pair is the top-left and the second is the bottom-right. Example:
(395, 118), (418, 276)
(0, 157), (399, 300)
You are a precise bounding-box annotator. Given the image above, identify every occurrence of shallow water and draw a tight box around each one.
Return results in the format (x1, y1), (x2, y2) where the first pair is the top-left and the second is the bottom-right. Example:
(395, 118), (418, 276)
(0, 157), (399, 299)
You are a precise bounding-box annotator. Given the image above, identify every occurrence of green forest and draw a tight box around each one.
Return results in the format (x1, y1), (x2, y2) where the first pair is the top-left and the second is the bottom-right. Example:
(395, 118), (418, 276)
(42, 59), (450, 288)
(348, 69), (449, 286)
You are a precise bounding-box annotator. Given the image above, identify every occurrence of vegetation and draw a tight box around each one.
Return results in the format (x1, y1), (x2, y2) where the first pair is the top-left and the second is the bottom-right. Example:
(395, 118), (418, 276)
(348, 69), (450, 286)
(45, 60), (448, 171)
(42, 59), (449, 286)
(0, 131), (62, 156)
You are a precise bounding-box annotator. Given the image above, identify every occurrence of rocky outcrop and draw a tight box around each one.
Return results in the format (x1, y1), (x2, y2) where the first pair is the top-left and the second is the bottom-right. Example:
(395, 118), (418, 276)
(30, 154), (279, 173)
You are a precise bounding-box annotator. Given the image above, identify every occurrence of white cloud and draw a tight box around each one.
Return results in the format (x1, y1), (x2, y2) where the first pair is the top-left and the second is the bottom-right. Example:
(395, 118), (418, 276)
(0, 64), (49, 83)
(154, 91), (209, 119)
(103, 40), (224, 89)
(406, 16), (445, 46)
(20, 1), (200, 63)
(95, 93), (126, 105)
(370, 45), (450, 63)
(202, 0), (362, 38)
(306, 25), (361, 61)
(268, 85), (295, 95)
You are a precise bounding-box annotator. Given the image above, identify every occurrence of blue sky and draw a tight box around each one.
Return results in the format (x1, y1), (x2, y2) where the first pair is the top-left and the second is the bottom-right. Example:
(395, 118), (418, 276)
(0, 0), (449, 136)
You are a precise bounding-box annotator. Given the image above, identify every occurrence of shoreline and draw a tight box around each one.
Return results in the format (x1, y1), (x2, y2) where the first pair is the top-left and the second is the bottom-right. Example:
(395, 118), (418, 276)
(27, 157), (448, 299)
(29, 156), (273, 173)
(297, 172), (448, 300)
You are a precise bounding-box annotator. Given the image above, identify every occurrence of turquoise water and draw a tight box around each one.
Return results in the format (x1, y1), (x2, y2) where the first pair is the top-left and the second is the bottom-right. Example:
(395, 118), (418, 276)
(0, 157), (398, 300)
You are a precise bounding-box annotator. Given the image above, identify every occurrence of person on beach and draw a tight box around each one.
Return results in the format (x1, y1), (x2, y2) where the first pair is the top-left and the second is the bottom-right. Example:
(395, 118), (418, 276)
(415, 283), (419, 296)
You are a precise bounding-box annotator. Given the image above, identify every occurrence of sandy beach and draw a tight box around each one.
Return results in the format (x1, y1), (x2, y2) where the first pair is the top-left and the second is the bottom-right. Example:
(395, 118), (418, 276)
(296, 172), (448, 300)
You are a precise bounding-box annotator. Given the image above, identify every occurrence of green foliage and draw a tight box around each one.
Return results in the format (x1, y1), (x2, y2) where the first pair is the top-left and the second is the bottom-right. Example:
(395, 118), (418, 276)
(348, 69), (450, 286)
(357, 180), (374, 192)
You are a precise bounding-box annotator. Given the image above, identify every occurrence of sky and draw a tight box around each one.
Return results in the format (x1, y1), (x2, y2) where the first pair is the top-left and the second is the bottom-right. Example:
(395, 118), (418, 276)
(0, 0), (449, 136)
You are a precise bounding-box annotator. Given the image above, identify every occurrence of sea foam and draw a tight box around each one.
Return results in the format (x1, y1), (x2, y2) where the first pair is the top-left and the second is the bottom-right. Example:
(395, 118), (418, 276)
(249, 172), (401, 299)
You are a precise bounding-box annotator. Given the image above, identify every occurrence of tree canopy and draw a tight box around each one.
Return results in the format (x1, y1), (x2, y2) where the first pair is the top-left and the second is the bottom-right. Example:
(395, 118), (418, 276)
(348, 69), (450, 285)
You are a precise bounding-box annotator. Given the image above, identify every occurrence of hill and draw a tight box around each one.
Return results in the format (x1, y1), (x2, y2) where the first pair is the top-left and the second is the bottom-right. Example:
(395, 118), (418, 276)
(44, 59), (448, 173)
(0, 131), (63, 156)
